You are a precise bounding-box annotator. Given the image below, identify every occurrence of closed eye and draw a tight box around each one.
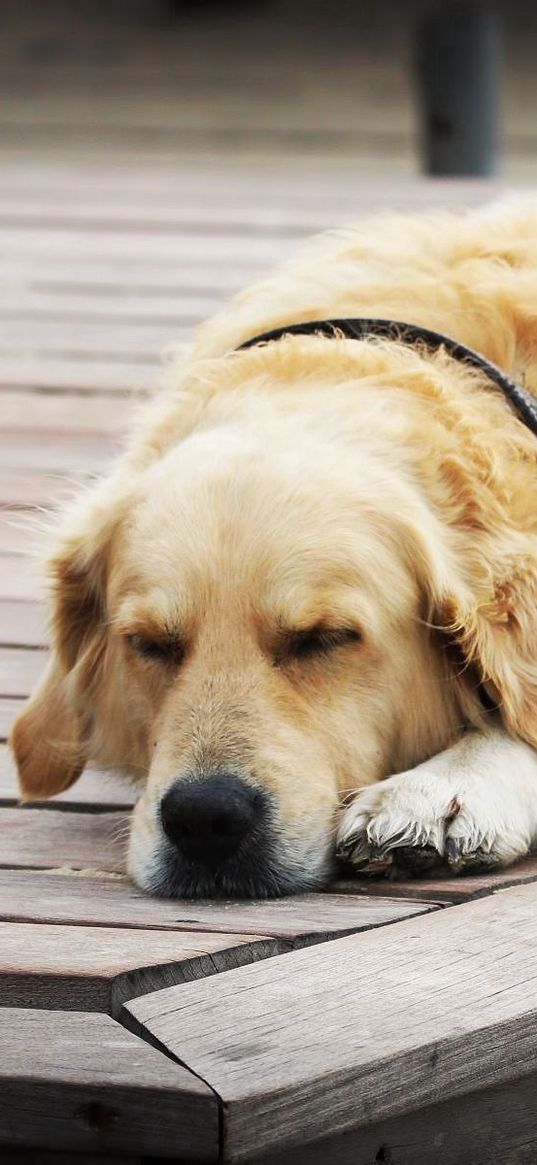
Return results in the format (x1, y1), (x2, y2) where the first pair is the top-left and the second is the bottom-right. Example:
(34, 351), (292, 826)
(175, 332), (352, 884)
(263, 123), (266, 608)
(127, 633), (184, 667)
(278, 625), (362, 664)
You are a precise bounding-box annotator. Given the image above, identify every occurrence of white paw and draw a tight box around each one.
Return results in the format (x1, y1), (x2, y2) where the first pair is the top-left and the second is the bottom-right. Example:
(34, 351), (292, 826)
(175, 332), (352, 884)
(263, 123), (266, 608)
(336, 729), (537, 876)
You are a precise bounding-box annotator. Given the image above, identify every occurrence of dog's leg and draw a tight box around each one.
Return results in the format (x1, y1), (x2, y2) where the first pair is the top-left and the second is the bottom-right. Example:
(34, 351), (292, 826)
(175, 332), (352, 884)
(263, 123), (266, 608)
(336, 725), (537, 875)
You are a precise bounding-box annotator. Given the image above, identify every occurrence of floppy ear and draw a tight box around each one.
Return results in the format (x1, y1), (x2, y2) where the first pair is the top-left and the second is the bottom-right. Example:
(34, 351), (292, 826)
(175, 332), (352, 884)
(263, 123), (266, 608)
(436, 531), (537, 749)
(10, 495), (116, 801)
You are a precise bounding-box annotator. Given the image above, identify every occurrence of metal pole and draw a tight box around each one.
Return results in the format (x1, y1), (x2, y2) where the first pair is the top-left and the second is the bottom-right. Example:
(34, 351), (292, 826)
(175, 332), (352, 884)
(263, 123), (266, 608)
(416, 2), (500, 176)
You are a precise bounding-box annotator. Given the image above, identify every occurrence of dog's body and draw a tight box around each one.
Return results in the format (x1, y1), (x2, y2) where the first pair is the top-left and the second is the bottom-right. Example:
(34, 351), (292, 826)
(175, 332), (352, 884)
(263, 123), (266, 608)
(11, 199), (537, 896)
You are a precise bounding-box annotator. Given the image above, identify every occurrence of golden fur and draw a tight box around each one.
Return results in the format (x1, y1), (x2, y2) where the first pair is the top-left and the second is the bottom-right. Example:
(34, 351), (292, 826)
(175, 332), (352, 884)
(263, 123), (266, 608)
(11, 198), (537, 895)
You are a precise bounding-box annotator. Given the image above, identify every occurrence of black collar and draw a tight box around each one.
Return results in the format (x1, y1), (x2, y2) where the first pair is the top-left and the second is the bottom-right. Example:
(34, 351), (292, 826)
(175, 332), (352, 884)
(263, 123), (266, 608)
(238, 317), (537, 437)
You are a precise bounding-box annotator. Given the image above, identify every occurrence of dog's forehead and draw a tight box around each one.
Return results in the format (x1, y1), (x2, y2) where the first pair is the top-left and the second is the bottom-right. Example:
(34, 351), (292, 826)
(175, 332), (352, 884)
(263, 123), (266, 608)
(128, 427), (361, 547)
(111, 431), (415, 633)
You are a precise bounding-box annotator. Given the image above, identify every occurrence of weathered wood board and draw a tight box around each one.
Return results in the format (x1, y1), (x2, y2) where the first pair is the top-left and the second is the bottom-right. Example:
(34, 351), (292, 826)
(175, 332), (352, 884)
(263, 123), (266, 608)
(125, 882), (537, 1161)
(0, 807), (129, 871)
(0, 1008), (218, 1160)
(1, 1152), (142, 1165)
(253, 1071), (537, 1165)
(331, 855), (537, 903)
(0, 867), (436, 940)
(0, 391), (126, 436)
(0, 356), (155, 394)
(0, 920), (282, 1012)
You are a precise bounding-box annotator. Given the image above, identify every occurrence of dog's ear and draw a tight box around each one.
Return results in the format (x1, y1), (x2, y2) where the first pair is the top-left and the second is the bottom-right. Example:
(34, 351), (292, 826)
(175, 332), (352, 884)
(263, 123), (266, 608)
(437, 534), (537, 748)
(397, 487), (537, 748)
(10, 489), (120, 801)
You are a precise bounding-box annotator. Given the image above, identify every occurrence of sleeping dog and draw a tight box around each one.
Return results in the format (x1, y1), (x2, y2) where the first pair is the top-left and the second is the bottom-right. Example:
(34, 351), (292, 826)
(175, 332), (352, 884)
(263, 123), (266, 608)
(11, 199), (537, 897)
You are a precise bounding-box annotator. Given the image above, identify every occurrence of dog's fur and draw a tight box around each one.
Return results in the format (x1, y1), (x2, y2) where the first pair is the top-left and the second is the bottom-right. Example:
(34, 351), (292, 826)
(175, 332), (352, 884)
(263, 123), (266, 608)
(11, 198), (537, 896)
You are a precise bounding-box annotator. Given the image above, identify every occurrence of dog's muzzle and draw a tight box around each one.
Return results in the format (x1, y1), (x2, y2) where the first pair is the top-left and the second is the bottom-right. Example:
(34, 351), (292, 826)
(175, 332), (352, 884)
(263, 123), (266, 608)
(147, 770), (321, 899)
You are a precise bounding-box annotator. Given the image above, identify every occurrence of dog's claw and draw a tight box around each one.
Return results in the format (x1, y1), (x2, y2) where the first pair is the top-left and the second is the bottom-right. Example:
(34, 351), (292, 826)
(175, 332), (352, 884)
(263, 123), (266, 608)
(335, 834), (394, 875)
(445, 838), (498, 873)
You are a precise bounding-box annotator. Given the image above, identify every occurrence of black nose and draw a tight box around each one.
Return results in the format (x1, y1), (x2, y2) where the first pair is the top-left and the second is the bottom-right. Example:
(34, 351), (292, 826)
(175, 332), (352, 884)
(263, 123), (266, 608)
(160, 773), (260, 867)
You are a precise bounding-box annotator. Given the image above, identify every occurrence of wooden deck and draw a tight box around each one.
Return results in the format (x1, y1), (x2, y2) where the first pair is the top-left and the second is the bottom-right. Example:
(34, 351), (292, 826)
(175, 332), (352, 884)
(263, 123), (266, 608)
(4, 3), (537, 1151)
(2, 160), (537, 1164)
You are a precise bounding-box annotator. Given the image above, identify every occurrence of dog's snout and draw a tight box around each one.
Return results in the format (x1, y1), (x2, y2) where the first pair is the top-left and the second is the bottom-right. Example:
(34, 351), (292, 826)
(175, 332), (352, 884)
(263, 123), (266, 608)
(160, 773), (260, 867)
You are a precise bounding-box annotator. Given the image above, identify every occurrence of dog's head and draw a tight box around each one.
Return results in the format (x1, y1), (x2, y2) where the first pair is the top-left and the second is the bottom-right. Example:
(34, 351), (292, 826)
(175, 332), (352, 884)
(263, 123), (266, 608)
(11, 346), (537, 897)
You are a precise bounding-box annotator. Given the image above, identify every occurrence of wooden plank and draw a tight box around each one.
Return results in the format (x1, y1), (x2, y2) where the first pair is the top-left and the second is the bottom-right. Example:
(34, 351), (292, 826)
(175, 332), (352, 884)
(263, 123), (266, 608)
(0, 920), (282, 1012)
(4, 258), (251, 294)
(1, 1152), (141, 1165)
(0, 357), (155, 394)
(0, 433), (116, 473)
(3, 287), (222, 323)
(254, 1071), (537, 1165)
(0, 392), (126, 436)
(0, 472), (90, 509)
(0, 166), (496, 206)
(0, 226), (296, 265)
(0, 200), (358, 231)
(0, 556), (46, 601)
(0, 807), (128, 872)
(0, 178), (495, 217)
(125, 883), (537, 1161)
(0, 1008), (218, 1160)
(0, 647), (47, 697)
(0, 601), (47, 647)
(0, 746), (137, 809)
(0, 698), (24, 739)
(331, 858), (537, 903)
(0, 515), (46, 555)
(0, 319), (192, 360)
(0, 868), (436, 940)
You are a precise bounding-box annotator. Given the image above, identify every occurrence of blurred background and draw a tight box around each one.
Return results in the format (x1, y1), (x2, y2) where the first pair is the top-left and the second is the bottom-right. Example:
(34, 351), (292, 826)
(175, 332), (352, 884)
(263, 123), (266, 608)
(1, 0), (537, 396)
(3, 0), (537, 176)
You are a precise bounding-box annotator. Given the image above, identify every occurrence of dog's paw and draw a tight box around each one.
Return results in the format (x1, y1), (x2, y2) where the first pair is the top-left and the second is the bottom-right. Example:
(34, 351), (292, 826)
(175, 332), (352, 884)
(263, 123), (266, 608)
(336, 730), (537, 877)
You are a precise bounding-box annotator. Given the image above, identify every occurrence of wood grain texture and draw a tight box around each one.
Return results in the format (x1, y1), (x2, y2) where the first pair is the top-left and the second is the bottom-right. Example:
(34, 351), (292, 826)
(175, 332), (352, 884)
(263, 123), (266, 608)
(0, 1008), (217, 1159)
(0, 920), (282, 1012)
(255, 1071), (537, 1165)
(0, 868), (435, 939)
(331, 857), (537, 903)
(0, 1152), (141, 1165)
(0, 746), (137, 808)
(125, 883), (537, 1161)
(0, 807), (128, 871)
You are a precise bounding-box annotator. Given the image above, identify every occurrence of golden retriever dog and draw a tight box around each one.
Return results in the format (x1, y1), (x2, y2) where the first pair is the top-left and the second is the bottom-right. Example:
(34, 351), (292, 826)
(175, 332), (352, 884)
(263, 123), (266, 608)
(11, 198), (537, 897)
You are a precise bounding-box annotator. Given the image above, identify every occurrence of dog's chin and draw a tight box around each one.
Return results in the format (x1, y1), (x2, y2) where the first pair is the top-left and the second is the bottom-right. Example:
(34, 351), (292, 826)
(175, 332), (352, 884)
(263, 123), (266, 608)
(132, 838), (334, 900)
